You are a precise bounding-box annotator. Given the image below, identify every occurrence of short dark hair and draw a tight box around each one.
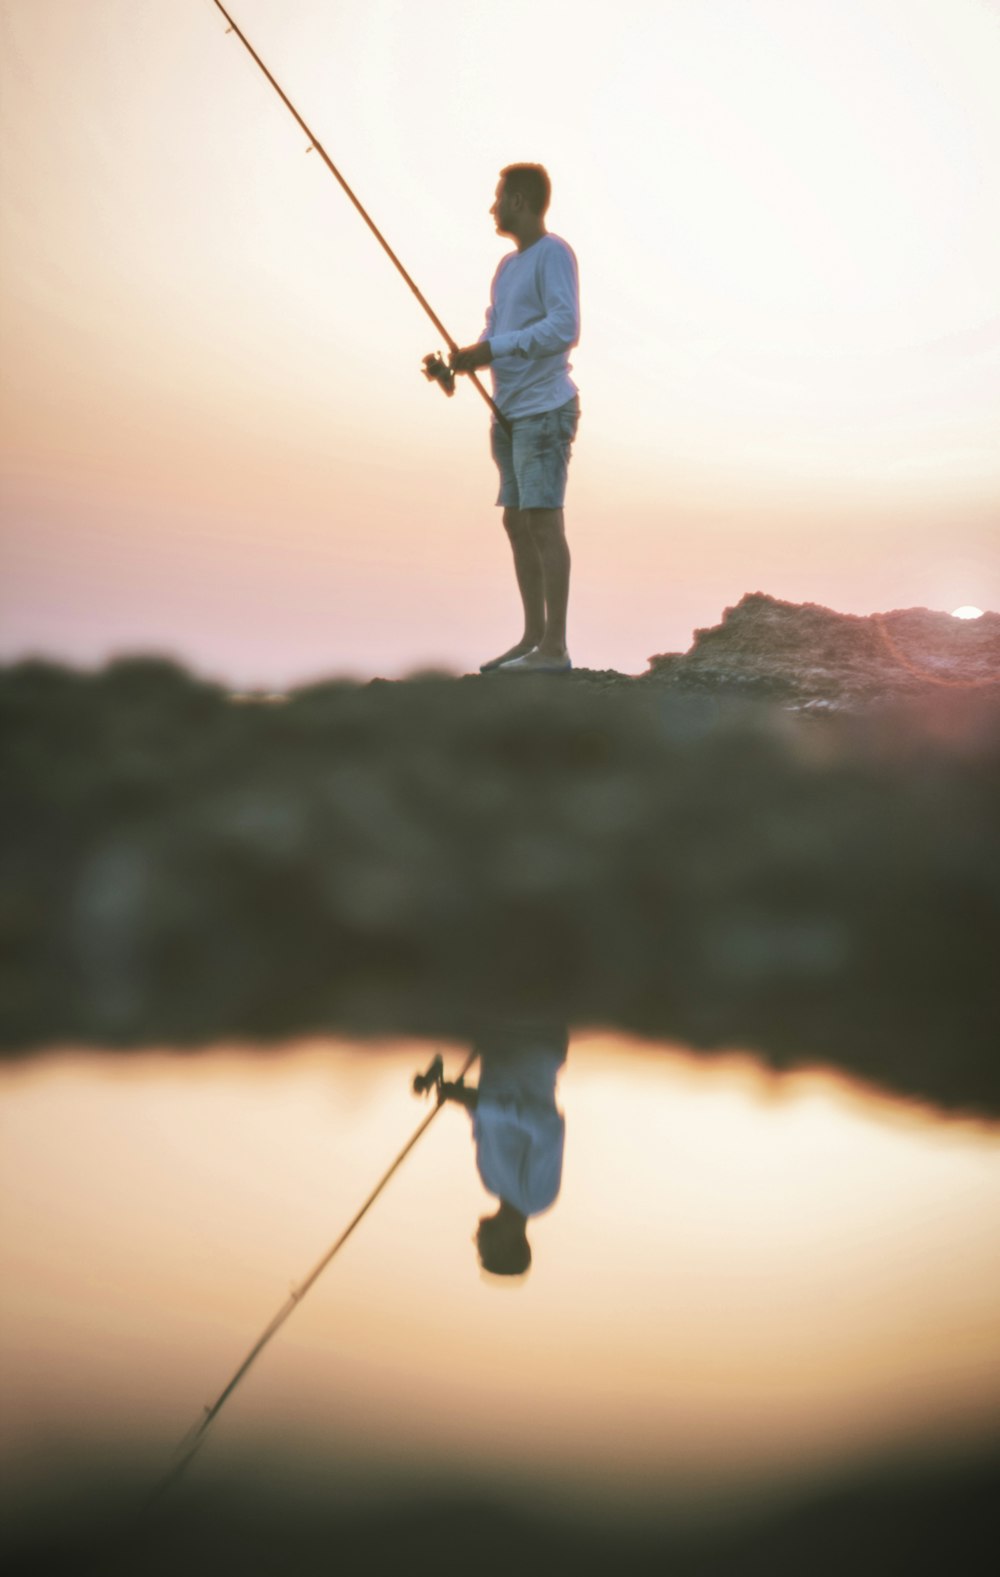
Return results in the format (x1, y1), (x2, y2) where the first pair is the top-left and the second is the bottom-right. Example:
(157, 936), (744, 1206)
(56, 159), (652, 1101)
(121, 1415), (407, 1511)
(476, 1215), (532, 1277)
(478, 1232), (532, 1277)
(500, 163), (551, 217)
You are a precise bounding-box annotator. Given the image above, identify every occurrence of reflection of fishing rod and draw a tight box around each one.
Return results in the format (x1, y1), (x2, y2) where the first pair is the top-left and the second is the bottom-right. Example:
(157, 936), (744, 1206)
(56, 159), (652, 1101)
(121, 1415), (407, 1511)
(208, 0), (511, 433)
(148, 1048), (478, 1508)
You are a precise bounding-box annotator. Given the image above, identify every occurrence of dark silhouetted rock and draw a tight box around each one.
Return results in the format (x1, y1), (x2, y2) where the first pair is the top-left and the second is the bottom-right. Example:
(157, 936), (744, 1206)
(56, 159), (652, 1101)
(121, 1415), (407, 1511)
(5, 1441), (998, 1577)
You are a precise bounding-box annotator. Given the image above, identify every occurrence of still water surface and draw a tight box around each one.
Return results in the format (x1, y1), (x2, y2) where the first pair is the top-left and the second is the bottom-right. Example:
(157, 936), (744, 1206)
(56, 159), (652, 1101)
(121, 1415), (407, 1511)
(2, 1036), (999, 1526)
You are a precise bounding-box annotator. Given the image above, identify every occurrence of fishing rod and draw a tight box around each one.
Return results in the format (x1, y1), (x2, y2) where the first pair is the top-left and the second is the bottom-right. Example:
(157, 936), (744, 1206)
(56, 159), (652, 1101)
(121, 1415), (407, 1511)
(209, 0), (510, 433)
(148, 1049), (478, 1507)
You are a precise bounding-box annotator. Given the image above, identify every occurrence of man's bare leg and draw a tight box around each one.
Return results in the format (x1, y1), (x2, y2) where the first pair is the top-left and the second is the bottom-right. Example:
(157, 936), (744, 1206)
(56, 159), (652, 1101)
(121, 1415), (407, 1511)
(480, 507), (546, 671)
(528, 508), (571, 658)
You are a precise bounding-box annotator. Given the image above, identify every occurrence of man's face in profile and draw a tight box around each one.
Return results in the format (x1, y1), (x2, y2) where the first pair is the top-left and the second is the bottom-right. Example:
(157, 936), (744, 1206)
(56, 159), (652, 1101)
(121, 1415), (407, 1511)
(490, 178), (517, 237)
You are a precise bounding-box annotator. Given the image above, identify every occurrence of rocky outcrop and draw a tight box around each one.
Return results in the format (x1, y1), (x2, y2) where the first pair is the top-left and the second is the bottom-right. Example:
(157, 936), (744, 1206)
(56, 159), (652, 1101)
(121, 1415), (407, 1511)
(644, 593), (1000, 707)
(3, 596), (999, 1116)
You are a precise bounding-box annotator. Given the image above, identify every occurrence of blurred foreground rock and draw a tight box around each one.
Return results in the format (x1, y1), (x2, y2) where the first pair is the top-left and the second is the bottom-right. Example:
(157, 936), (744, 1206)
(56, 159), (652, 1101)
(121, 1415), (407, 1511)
(5, 1442), (997, 1577)
(2, 594), (998, 1115)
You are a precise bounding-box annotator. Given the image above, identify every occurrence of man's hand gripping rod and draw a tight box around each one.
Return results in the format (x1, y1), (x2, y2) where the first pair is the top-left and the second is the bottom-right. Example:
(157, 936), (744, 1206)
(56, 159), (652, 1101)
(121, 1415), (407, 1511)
(210, 1), (511, 434)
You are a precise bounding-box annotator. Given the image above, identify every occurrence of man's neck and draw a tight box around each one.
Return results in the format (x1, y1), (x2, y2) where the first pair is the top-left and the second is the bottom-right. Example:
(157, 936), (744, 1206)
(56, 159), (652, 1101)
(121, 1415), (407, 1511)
(514, 222), (547, 253)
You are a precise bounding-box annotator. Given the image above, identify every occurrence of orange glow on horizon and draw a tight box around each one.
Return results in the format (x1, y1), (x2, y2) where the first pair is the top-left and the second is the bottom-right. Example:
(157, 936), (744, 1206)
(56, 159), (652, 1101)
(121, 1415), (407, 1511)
(1, 0), (998, 682)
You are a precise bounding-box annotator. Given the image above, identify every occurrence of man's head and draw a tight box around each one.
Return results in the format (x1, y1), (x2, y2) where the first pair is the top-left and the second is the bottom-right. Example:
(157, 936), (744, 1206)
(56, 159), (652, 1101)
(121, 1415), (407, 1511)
(491, 164), (551, 243)
(476, 1204), (532, 1277)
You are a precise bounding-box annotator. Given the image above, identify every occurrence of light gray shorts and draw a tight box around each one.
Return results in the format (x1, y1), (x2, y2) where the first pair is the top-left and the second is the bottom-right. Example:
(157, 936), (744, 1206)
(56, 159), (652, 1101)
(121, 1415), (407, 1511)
(490, 396), (580, 511)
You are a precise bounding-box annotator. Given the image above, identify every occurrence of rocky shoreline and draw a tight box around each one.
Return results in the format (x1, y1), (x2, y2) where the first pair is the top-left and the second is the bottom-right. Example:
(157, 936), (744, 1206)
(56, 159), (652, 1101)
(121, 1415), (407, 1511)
(643, 591), (1000, 707)
(3, 595), (998, 1115)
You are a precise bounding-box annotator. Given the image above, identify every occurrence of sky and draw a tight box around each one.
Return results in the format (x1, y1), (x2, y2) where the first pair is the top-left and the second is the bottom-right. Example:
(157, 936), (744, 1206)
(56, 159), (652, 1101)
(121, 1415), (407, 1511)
(1, 0), (998, 683)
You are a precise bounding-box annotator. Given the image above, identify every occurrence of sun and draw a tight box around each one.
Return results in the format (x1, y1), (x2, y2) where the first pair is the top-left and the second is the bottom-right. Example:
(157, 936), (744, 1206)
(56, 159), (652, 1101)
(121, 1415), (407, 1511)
(951, 606), (984, 619)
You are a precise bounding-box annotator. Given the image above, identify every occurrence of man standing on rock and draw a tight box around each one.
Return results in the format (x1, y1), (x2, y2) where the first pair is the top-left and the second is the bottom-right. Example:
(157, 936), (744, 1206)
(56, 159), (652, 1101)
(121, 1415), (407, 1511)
(450, 165), (581, 673)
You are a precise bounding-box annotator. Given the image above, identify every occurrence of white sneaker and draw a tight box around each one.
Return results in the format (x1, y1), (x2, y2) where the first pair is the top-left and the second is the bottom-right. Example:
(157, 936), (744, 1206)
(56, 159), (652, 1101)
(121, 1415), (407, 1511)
(498, 647), (572, 673)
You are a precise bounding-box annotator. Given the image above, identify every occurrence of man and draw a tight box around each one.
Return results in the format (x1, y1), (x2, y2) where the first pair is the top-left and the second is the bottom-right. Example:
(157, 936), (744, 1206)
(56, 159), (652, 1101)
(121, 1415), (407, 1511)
(440, 1022), (568, 1278)
(450, 164), (581, 673)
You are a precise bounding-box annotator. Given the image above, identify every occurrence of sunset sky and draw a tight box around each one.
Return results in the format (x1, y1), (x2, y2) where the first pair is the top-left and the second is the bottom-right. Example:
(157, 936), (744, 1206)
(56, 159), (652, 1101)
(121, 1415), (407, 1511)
(2, 0), (998, 683)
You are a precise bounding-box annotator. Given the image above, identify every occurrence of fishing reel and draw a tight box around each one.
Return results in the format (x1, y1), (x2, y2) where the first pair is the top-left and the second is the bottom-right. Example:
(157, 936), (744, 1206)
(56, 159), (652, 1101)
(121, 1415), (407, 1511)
(422, 352), (455, 398)
(413, 1054), (444, 1096)
(413, 1054), (474, 1110)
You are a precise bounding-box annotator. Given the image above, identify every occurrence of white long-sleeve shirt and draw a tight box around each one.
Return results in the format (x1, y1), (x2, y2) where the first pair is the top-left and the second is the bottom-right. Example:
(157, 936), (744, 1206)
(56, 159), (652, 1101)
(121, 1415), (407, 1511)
(479, 233), (580, 419)
(472, 1042), (567, 1218)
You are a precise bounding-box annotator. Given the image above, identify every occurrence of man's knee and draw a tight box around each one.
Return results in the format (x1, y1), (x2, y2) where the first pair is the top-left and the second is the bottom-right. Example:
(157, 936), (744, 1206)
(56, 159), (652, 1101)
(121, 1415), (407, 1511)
(502, 507), (530, 540)
(526, 507), (565, 540)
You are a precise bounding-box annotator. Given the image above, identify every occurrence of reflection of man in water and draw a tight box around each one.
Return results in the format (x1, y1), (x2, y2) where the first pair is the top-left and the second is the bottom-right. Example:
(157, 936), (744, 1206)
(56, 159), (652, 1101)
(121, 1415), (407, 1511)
(442, 1024), (568, 1276)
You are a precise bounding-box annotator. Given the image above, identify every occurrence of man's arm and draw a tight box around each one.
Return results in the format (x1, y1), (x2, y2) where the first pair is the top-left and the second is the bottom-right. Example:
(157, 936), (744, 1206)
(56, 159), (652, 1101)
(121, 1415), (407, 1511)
(440, 1079), (479, 1111)
(450, 340), (493, 372)
(488, 242), (579, 362)
(452, 243), (579, 372)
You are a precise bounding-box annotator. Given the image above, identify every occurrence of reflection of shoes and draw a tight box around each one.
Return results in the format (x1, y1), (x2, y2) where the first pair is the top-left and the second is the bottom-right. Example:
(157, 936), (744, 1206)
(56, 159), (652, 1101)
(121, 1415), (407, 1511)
(498, 647), (572, 673)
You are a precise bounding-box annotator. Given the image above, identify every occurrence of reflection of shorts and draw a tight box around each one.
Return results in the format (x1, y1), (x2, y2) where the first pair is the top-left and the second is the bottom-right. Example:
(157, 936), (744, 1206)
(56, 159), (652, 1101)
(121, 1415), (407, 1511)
(490, 396), (580, 510)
